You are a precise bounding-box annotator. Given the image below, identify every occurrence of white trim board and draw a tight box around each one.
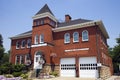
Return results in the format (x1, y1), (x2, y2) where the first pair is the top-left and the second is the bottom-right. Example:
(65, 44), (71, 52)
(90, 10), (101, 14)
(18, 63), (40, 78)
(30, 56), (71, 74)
(65, 48), (89, 52)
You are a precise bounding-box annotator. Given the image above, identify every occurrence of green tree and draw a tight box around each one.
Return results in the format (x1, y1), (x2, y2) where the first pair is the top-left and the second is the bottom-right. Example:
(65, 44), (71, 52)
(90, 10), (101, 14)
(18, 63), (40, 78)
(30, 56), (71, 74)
(1, 51), (10, 63)
(109, 36), (120, 73)
(0, 34), (4, 64)
(0, 34), (3, 47)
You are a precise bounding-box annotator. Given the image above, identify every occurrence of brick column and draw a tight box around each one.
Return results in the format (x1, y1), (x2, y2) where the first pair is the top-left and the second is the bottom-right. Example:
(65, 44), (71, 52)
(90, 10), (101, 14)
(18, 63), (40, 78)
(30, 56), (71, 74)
(75, 57), (79, 77)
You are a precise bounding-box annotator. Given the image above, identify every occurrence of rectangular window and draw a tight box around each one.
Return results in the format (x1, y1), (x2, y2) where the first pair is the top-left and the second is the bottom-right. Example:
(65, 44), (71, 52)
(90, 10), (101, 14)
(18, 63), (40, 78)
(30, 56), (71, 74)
(27, 39), (31, 48)
(20, 55), (24, 64)
(35, 35), (39, 44)
(40, 20), (44, 25)
(21, 40), (26, 48)
(40, 34), (44, 43)
(16, 41), (20, 49)
(36, 20), (40, 26)
(15, 55), (20, 64)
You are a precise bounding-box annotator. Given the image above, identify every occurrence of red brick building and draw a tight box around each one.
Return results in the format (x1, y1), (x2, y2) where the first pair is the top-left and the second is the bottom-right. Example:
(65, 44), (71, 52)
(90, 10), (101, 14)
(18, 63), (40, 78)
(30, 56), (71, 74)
(10, 4), (113, 79)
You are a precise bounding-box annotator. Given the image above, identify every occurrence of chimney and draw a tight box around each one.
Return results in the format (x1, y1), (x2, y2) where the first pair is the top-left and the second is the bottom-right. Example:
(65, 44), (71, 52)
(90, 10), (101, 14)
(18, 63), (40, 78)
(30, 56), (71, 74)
(65, 14), (71, 22)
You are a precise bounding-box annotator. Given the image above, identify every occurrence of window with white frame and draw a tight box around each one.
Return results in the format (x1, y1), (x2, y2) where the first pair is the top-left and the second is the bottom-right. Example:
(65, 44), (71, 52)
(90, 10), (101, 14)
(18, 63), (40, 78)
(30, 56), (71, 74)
(16, 41), (20, 49)
(25, 54), (29, 62)
(20, 55), (24, 64)
(73, 32), (79, 42)
(64, 33), (70, 43)
(35, 35), (39, 44)
(40, 34), (44, 43)
(27, 39), (31, 48)
(82, 30), (89, 41)
(15, 55), (20, 64)
(21, 40), (26, 48)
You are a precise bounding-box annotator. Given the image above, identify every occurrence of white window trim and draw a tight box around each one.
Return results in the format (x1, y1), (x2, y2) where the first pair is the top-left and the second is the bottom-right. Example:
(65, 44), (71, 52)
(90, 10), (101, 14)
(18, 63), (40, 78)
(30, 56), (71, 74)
(40, 34), (44, 43)
(15, 56), (18, 64)
(65, 48), (89, 52)
(35, 35), (39, 44)
(16, 41), (20, 49)
(15, 55), (20, 64)
(19, 56), (22, 64)
(21, 40), (26, 48)
(27, 39), (31, 48)
(31, 43), (47, 47)
(20, 55), (24, 64)
(25, 55), (27, 64)
(73, 32), (79, 43)
(64, 33), (70, 43)
(82, 30), (89, 41)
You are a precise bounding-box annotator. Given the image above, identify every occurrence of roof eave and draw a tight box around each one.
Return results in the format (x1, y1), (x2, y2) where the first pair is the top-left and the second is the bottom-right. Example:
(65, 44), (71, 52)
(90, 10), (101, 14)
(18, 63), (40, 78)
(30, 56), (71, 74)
(52, 20), (109, 39)
(96, 20), (109, 39)
(32, 12), (58, 22)
(10, 33), (32, 40)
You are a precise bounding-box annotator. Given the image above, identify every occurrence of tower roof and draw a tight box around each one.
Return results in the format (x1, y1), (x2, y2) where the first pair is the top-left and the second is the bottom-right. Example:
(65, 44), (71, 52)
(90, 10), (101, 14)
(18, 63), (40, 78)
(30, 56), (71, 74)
(35, 4), (54, 16)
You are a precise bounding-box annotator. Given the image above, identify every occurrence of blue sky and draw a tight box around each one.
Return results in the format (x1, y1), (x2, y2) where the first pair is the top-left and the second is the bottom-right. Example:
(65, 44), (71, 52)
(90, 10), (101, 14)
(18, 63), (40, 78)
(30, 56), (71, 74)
(0, 0), (120, 51)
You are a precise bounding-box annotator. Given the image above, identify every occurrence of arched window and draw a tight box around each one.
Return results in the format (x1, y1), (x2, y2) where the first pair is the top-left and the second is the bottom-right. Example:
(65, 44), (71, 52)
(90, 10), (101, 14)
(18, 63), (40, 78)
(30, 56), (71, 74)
(64, 33), (70, 43)
(35, 35), (39, 44)
(40, 34), (44, 43)
(82, 30), (89, 41)
(73, 32), (79, 42)
(16, 41), (20, 49)
(21, 40), (26, 48)
(27, 39), (31, 48)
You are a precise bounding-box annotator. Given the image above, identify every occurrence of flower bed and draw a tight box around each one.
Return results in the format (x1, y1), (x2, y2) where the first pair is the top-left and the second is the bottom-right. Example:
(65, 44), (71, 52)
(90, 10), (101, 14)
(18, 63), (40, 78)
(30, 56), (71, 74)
(0, 75), (22, 80)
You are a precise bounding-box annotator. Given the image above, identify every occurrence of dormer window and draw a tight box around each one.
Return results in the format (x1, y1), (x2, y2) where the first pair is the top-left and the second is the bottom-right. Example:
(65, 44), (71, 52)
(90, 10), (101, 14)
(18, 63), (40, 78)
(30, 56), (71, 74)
(64, 33), (70, 43)
(40, 34), (44, 43)
(16, 41), (20, 49)
(21, 40), (26, 48)
(35, 35), (39, 44)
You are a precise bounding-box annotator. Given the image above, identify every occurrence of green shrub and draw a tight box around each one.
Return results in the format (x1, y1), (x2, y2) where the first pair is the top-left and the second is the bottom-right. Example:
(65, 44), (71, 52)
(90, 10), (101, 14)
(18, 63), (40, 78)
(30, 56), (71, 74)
(0, 62), (12, 74)
(12, 72), (22, 77)
(12, 64), (26, 72)
(20, 73), (28, 79)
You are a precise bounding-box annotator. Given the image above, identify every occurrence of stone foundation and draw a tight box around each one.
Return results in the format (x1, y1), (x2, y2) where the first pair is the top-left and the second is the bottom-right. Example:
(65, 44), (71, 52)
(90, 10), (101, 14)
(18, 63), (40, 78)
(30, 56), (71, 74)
(42, 64), (60, 75)
(100, 65), (111, 80)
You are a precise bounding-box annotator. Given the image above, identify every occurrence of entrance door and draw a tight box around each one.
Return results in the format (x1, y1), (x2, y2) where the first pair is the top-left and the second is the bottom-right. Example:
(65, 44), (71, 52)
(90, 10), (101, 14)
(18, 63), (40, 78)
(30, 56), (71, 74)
(79, 57), (98, 78)
(34, 51), (43, 69)
(60, 58), (76, 77)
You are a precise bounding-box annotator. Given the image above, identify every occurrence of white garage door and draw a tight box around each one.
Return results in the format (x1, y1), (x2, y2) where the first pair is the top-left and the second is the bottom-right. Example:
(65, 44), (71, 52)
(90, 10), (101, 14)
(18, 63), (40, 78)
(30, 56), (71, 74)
(60, 58), (76, 77)
(79, 57), (98, 78)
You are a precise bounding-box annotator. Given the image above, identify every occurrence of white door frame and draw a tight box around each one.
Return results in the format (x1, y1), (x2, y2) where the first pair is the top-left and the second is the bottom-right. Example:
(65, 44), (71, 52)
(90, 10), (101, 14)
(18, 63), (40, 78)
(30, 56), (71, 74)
(34, 51), (43, 69)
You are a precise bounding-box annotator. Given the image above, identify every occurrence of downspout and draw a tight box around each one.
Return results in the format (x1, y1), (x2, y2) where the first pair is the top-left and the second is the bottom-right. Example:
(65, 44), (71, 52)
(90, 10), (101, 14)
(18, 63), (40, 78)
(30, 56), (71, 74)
(95, 22), (101, 78)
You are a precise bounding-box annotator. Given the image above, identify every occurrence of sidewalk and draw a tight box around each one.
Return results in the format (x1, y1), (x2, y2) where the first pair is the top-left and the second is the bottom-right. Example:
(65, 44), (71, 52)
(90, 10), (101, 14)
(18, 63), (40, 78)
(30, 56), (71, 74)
(33, 77), (95, 80)
(33, 76), (120, 80)
(106, 76), (120, 80)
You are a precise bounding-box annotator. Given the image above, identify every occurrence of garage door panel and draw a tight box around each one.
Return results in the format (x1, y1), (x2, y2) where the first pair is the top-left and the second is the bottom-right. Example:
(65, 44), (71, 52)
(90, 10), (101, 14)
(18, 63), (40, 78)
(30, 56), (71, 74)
(79, 57), (98, 78)
(60, 58), (76, 77)
(61, 70), (76, 77)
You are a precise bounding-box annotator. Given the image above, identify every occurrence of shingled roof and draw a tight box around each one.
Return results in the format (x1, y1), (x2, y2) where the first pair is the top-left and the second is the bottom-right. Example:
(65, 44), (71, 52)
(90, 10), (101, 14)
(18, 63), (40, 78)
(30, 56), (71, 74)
(10, 30), (32, 39)
(58, 18), (92, 27)
(35, 4), (54, 16)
